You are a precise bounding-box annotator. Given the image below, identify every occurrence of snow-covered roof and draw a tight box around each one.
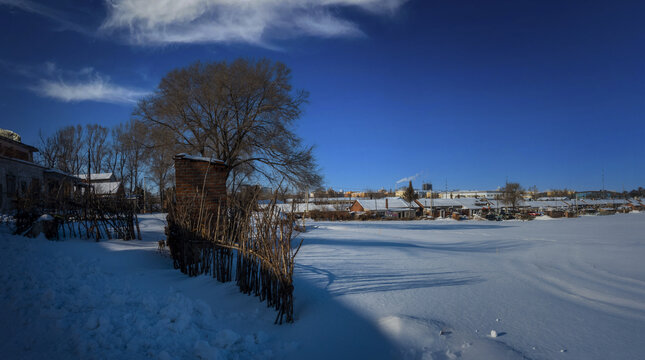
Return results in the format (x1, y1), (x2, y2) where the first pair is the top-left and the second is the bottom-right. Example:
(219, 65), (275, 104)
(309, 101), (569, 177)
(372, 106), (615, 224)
(76, 173), (115, 181)
(417, 199), (459, 208)
(418, 198), (635, 210)
(577, 199), (628, 206)
(537, 197), (569, 201)
(257, 199), (285, 205)
(455, 198), (494, 210)
(93, 181), (122, 195)
(416, 198), (492, 210)
(274, 203), (345, 213)
(287, 197), (353, 203)
(354, 197), (418, 211)
(175, 153), (225, 165)
(523, 200), (571, 209)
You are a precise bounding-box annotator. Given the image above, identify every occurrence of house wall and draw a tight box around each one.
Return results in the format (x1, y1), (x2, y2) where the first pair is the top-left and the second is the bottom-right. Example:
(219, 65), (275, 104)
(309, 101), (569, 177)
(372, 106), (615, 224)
(174, 157), (228, 211)
(349, 201), (365, 212)
(0, 138), (34, 162)
(0, 156), (44, 212)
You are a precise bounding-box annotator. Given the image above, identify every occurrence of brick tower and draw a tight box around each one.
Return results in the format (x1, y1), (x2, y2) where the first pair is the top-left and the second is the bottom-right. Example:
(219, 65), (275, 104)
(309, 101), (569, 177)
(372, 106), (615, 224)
(173, 154), (228, 211)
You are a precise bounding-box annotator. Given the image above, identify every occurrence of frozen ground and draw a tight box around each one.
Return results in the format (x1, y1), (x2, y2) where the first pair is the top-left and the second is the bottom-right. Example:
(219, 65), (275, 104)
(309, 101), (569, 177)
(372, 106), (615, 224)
(1, 213), (644, 359)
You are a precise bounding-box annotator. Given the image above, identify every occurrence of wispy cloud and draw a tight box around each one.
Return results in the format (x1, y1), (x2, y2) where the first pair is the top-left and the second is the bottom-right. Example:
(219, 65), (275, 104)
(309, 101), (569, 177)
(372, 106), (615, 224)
(1, 0), (407, 46)
(396, 173), (419, 184)
(100, 0), (408, 46)
(1, 61), (149, 104)
(0, 0), (94, 35)
(34, 76), (148, 104)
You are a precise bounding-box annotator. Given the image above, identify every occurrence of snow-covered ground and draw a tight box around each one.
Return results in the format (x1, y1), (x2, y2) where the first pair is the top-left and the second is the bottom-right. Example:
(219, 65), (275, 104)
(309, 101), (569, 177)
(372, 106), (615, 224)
(1, 213), (644, 359)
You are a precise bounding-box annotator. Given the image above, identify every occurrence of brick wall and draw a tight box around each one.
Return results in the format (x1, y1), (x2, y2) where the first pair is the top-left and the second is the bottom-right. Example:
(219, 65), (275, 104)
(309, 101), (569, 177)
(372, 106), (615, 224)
(174, 155), (228, 211)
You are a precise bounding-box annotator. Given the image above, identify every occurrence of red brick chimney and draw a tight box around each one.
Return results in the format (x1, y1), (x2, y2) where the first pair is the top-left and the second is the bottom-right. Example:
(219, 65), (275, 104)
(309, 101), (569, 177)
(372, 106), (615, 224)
(385, 198), (388, 209)
(174, 154), (228, 211)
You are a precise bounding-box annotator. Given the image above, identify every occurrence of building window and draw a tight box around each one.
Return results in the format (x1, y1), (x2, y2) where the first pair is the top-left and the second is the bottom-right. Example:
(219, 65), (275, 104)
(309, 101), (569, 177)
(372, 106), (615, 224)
(30, 178), (41, 196)
(6, 175), (16, 196)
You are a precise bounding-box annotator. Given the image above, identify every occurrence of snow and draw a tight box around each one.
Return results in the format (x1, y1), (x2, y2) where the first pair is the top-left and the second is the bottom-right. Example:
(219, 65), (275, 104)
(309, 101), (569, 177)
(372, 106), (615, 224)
(92, 181), (122, 195)
(37, 214), (54, 222)
(354, 197), (419, 211)
(0, 214), (394, 360)
(295, 213), (645, 359)
(76, 173), (115, 181)
(175, 153), (225, 164)
(2, 213), (645, 359)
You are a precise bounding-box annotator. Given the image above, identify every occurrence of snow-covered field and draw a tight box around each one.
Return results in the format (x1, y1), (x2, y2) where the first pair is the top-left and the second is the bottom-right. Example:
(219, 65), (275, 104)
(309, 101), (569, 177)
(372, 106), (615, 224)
(1, 213), (644, 359)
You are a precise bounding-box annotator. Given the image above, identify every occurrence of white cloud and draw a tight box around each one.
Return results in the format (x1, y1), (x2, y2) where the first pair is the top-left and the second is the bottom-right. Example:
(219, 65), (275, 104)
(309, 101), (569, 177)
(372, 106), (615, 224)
(100, 0), (407, 45)
(1, 0), (407, 46)
(29, 63), (148, 104)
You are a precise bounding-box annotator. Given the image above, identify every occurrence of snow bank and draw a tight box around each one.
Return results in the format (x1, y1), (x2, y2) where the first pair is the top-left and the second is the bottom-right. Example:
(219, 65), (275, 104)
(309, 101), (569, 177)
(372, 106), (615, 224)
(0, 226), (281, 360)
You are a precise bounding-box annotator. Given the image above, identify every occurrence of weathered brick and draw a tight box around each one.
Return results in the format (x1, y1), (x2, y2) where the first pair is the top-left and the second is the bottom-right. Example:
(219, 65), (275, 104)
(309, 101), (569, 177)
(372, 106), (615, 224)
(174, 155), (228, 211)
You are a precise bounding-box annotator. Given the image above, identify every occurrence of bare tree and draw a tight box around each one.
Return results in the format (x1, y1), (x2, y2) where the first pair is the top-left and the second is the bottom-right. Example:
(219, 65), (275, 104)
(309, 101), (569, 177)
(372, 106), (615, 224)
(134, 58), (322, 190)
(112, 120), (149, 193)
(38, 129), (58, 168)
(145, 126), (177, 207)
(85, 124), (110, 174)
(501, 182), (524, 211)
(38, 125), (85, 174)
(105, 125), (128, 185)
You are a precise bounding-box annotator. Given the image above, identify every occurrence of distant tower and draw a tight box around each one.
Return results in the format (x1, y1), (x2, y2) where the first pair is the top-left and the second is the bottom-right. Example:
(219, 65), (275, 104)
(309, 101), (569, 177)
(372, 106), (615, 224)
(422, 183), (432, 191)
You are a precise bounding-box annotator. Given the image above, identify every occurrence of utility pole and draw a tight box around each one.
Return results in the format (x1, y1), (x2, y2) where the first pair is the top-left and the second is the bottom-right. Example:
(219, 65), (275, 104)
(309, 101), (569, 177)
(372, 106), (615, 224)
(602, 168), (605, 199)
(302, 188), (309, 231)
(430, 188), (434, 219)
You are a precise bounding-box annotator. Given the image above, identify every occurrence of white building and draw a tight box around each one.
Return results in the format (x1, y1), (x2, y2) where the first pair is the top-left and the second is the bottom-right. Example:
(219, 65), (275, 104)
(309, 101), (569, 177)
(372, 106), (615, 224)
(438, 190), (502, 199)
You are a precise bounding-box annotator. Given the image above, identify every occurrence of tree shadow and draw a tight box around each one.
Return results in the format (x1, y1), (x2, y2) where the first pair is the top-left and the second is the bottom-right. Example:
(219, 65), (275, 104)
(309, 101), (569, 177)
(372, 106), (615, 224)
(301, 237), (529, 253)
(322, 222), (514, 231)
(296, 264), (484, 296)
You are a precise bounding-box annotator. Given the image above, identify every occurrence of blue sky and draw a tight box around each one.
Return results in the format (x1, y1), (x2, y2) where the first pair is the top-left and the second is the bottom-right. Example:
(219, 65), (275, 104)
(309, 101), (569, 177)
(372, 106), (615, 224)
(0, 0), (643, 192)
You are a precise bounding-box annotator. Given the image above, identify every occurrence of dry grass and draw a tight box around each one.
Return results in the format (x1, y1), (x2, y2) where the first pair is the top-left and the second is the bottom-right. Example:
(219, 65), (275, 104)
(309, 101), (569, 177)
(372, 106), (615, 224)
(166, 189), (301, 324)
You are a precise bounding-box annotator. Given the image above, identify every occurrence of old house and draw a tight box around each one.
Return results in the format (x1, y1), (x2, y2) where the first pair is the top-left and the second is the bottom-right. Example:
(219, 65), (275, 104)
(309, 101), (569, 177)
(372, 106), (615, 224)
(0, 130), (78, 212)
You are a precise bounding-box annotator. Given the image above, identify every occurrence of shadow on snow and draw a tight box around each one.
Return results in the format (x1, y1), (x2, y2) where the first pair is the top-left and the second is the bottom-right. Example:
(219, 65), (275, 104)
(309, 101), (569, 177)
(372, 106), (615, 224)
(301, 237), (528, 253)
(296, 263), (483, 296)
